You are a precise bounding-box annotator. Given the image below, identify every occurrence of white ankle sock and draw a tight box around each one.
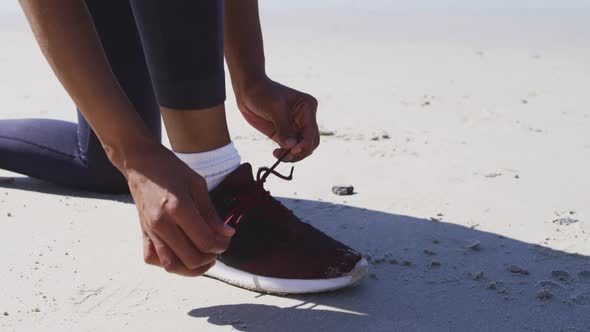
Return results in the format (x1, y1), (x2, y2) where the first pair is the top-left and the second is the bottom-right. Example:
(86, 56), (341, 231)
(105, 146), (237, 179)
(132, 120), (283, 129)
(174, 142), (241, 191)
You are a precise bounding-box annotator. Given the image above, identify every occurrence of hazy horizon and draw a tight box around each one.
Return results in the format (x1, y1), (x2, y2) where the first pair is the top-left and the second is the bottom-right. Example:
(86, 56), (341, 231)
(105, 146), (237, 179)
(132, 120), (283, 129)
(1, 1), (590, 12)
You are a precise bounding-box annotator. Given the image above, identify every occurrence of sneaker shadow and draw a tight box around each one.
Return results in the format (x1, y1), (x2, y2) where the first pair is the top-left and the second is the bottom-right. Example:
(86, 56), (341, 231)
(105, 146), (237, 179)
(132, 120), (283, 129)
(3, 176), (590, 330)
(189, 197), (590, 331)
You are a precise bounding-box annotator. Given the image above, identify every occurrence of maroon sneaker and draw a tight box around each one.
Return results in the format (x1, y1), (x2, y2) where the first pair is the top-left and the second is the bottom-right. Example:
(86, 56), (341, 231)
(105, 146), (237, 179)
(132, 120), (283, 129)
(205, 157), (368, 294)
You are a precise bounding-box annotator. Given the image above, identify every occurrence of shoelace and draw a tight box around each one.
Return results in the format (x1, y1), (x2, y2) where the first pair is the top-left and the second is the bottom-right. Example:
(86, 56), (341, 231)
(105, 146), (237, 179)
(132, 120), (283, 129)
(224, 150), (295, 227)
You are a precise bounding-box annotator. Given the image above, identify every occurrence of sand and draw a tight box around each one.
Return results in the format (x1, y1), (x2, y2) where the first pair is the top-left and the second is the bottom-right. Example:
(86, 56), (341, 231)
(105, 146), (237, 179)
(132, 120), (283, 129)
(1, 4), (590, 332)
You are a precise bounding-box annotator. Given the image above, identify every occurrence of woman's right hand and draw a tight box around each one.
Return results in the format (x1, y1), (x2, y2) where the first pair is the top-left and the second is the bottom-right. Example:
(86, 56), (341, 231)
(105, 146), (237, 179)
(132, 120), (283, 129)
(19, 0), (233, 277)
(123, 142), (235, 277)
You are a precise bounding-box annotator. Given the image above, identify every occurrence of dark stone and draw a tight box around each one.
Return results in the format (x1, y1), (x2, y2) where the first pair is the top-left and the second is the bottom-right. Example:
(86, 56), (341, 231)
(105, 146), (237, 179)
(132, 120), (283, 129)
(332, 185), (354, 196)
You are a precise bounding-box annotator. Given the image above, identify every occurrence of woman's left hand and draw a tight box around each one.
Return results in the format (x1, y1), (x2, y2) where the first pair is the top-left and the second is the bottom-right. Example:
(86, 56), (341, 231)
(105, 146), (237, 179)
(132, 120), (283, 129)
(235, 77), (319, 162)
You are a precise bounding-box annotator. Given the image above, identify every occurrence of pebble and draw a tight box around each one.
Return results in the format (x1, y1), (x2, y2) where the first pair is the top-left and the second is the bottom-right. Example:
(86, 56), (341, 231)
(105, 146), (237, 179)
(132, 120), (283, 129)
(6, 212), (11, 217)
(507, 265), (529, 275)
(319, 130), (335, 136)
(467, 240), (481, 251)
(550, 270), (571, 282)
(488, 281), (504, 290)
(423, 248), (436, 255)
(537, 290), (553, 300)
(484, 172), (502, 178)
(388, 258), (399, 265)
(3, 312), (8, 316)
(552, 216), (579, 226)
(32, 308), (40, 313)
(430, 260), (441, 267)
(402, 261), (413, 267)
(373, 256), (386, 264)
(471, 271), (485, 280)
(369, 273), (378, 280)
(332, 185), (354, 196)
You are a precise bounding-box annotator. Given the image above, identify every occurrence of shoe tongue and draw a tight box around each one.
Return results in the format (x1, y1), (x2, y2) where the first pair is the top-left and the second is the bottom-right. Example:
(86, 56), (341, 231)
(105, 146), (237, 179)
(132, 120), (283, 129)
(217, 163), (255, 190)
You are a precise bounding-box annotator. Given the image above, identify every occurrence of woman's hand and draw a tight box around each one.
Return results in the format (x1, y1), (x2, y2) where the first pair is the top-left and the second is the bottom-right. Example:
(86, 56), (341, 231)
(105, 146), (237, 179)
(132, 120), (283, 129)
(235, 77), (320, 162)
(124, 142), (234, 277)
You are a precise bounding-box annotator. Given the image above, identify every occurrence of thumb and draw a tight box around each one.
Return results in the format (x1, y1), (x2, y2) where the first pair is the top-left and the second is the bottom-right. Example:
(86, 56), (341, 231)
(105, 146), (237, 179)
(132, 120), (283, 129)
(272, 106), (298, 149)
(205, 208), (235, 238)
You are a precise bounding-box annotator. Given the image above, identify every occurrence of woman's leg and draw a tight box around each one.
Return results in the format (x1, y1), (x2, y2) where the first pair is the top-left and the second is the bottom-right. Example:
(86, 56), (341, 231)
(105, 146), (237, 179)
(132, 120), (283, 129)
(0, 0), (160, 194)
(129, 0), (230, 153)
(129, 0), (239, 191)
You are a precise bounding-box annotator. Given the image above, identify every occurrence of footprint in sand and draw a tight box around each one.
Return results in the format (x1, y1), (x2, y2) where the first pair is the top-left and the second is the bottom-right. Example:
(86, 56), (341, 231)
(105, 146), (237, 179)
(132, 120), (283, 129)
(569, 291), (590, 305)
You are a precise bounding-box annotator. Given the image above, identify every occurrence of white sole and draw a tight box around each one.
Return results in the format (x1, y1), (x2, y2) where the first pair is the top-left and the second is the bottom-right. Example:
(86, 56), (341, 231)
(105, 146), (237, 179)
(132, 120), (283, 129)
(204, 258), (369, 295)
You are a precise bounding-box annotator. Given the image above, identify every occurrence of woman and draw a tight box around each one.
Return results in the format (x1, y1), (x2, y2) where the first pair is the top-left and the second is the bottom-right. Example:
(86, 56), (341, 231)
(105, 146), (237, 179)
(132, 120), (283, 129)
(0, 0), (367, 294)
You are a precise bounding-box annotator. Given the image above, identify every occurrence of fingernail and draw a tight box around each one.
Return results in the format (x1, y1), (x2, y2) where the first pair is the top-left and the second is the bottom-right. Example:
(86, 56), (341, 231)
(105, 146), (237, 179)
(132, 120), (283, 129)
(212, 248), (225, 254)
(292, 146), (303, 154)
(223, 224), (236, 236)
(285, 138), (297, 148)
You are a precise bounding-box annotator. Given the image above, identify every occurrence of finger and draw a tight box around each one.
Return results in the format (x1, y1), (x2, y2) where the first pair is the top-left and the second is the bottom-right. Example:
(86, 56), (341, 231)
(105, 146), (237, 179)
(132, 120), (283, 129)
(309, 104), (320, 151)
(155, 221), (218, 270)
(171, 177), (233, 255)
(273, 148), (300, 163)
(314, 130), (320, 150)
(149, 232), (183, 273)
(273, 137), (314, 163)
(189, 175), (235, 238)
(272, 99), (318, 162)
(200, 200), (236, 238)
(143, 232), (160, 266)
(291, 109), (317, 160)
(185, 259), (217, 277)
(271, 102), (298, 149)
(149, 232), (213, 277)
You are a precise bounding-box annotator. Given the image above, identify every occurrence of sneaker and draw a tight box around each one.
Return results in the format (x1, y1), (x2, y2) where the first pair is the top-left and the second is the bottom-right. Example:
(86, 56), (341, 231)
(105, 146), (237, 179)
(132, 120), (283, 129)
(205, 157), (368, 294)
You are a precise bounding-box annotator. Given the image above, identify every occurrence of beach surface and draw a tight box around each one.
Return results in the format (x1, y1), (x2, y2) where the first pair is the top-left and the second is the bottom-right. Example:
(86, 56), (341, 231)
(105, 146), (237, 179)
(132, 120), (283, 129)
(1, 3), (590, 331)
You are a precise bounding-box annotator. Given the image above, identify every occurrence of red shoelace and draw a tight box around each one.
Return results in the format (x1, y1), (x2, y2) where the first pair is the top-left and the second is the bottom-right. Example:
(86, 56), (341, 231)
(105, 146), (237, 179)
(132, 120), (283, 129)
(223, 150), (295, 227)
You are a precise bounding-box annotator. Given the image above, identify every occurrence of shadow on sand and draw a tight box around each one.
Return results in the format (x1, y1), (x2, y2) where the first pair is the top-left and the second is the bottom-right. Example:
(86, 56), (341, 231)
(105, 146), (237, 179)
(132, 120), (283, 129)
(2, 176), (590, 331)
